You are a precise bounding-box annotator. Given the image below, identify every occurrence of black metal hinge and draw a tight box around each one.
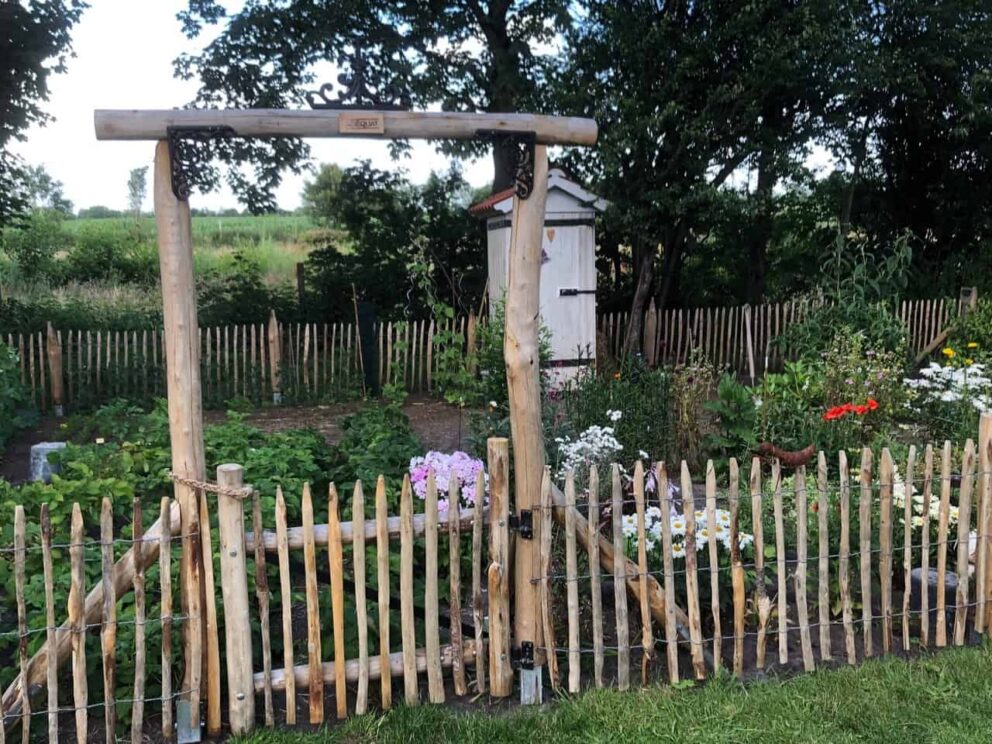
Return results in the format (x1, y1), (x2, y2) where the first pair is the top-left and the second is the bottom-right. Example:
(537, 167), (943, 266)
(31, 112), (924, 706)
(511, 641), (535, 670)
(166, 125), (237, 201)
(508, 509), (533, 540)
(560, 288), (597, 297)
(476, 129), (537, 200)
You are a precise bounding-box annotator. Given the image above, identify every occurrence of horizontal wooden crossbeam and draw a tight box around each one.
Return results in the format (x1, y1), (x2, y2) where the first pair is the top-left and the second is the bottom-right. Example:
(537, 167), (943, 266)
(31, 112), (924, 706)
(94, 108), (597, 145)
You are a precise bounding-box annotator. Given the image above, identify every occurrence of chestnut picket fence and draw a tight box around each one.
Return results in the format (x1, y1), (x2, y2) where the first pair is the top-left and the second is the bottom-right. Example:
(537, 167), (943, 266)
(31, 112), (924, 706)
(1, 419), (991, 740)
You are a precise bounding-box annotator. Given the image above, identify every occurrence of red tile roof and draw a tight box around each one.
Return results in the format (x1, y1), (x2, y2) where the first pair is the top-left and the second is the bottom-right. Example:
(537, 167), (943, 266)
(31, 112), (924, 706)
(468, 187), (515, 215)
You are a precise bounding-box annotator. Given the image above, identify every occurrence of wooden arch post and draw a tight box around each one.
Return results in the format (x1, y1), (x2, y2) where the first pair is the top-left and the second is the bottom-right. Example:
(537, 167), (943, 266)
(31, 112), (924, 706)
(504, 146), (550, 704)
(153, 140), (209, 740)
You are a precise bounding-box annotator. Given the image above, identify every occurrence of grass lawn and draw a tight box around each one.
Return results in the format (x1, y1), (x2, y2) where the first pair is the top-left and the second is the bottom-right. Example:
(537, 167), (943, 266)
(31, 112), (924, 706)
(238, 643), (992, 743)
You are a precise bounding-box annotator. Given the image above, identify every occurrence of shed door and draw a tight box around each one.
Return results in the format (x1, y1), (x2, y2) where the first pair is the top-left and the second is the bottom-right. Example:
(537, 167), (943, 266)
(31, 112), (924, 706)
(540, 223), (596, 365)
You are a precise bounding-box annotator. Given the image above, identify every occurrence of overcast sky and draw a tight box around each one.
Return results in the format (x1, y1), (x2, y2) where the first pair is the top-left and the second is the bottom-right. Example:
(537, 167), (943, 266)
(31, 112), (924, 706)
(12, 0), (493, 214)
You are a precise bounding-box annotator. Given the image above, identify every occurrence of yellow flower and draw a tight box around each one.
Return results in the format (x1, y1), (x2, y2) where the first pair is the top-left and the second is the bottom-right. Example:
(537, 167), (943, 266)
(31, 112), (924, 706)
(966, 358), (974, 366)
(942, 347), (956, 358)
(967, 342), (979, 349)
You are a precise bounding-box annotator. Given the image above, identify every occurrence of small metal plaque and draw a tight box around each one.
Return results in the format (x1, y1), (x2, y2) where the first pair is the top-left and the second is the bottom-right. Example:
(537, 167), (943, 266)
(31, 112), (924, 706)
(339, 111), (385, 134)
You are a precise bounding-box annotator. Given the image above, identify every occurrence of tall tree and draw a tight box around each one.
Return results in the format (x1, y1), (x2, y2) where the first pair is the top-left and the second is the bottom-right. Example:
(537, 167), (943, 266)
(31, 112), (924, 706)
(0, 1), (86, 226)
(127, 166), (148, 218)
(175, 0), (569, 210)
(555, 0), (851, 352)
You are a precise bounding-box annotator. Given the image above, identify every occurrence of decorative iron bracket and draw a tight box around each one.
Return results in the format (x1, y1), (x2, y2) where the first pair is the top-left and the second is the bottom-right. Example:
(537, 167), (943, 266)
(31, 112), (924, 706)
(306, 50), (411, 111)
(476, 129), (537, 200)
(508, 509), (533, 540)
(166, 125), (237, 201)
(511, 641), (535, 670)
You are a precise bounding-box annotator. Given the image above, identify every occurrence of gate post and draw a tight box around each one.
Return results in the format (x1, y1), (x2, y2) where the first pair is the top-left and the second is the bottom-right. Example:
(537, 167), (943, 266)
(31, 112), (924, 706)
(216, 464), (255, 734)
(267, 310), (282, 404)
(504, 144), (550, 703)
(153, 139), (207, 740)
(46, 322), (64, 417)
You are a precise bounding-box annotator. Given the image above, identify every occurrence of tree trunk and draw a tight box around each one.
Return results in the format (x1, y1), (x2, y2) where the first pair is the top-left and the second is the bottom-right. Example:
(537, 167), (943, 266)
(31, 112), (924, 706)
(745, 154), (775, 304)
(621, 241), (655, 358)
(655, 224), (688, 315)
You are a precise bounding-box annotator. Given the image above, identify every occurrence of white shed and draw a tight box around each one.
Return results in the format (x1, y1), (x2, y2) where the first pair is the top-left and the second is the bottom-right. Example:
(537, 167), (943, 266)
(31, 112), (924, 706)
(470, 168), (606, 385)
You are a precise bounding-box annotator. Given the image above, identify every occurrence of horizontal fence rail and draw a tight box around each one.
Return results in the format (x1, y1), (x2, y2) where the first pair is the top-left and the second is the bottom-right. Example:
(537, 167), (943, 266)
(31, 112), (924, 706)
(3, 292), (971, 411)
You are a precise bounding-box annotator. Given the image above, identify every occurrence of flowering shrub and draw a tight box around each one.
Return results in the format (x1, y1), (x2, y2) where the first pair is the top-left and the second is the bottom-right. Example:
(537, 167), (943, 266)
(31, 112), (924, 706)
(409, 451), (488, 514)
(890, 461), (960, 530)
(553, 413), (625, 480)
(621, 505), (754, 559)
(904, 359), (992, 442)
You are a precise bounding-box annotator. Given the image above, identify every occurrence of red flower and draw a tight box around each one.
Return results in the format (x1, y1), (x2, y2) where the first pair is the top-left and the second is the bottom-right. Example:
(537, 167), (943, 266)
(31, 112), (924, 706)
(867, 398), (879, 410)
(853, 404), (868, 415)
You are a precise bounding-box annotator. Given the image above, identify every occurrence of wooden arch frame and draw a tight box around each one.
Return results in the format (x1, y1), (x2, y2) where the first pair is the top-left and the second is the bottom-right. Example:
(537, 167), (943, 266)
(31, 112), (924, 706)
(95, 107), (597, 724)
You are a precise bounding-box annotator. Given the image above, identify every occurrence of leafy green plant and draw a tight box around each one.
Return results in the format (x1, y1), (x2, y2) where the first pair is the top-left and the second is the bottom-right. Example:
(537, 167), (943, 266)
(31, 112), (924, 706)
(0, 342), (35, 452)
(778, 234), (912, 359)
(704, 373), (758, 463)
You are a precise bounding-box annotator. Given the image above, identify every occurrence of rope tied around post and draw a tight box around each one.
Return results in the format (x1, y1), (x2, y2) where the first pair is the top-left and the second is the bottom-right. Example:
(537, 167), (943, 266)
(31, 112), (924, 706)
(169, 472), (256, 501)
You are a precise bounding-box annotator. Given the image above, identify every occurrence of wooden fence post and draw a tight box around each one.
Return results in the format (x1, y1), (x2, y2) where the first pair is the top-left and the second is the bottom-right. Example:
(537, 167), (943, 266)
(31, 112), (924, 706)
(46, 322), (64, 417)
(487, 437), (512, 697)
(642, 298), (658, 367)
(216, 464), (255, 735)
(267, 310), (282, 404)
(466, 312), (478, 375)
(504, 145), (549, 705)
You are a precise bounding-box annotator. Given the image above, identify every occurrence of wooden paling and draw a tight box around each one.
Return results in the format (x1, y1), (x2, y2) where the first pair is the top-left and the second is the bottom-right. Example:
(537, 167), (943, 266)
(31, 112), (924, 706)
(487, 439), (512, 697)
(633, 462), (654, 684)
(839, 451), (856, 664)
(448, 476), (467, 696)
(328, 484), (349, 717)
(657, 464), (680, 684)
(902, 447), (917, 650)
(14, 506), (29, 744)
(540, 468), (560, 690)
(879, 449), (894, 654)
(375, 477), (393, 708)
(794, 466), (814, 672)
(859, 448), (874, 656)
(751, 459), (770, 669)
(41, 505), (58, 744)
(704, 461), (721, 671)
(353, 482), (370, 714)
(252, 491), (274, 726)
(920, 445), (934, 647)
(953, 440), (976, 645)
(936, 442), (952, 647)
(275, 489), (296, 725)
(817, 453), (832, 661)
(728, 460), (745, 677)
(70, 504), (87, 744)
(301, 483), (324, 723)
(132, 500), (146, 744)
(471, 470), (486, 694)
(589, 466), (606, 687)
(772, 459), (788, 666)
(400, 475), (419, 703)
(160, 498), (173, 739)
(424, 474), (445, 704)
(682, 462), (705, 680)
(101, 498), (117, 743)
(612, 465), (631, 689)
(565, 469), (582, 693)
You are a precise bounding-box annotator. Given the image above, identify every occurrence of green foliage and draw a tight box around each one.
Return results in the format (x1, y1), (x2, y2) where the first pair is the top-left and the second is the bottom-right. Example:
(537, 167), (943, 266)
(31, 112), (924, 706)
(778, 235), (912, 359)
(2, 0), (85, 227)
(327, 388), (422, 498)
(946, 300), (992, 365)
(704, 374), (758, 463)
(0, 342), (34, 452)
(551, 355), (675, 465)
(1, 208), (73, 281)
